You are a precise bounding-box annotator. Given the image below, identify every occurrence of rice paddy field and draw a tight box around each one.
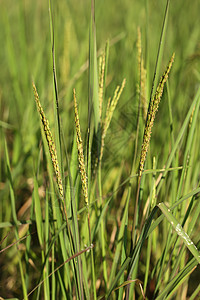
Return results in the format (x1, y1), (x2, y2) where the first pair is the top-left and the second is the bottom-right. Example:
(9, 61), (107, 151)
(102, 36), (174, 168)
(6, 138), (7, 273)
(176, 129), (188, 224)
(0, 0), (200, 299)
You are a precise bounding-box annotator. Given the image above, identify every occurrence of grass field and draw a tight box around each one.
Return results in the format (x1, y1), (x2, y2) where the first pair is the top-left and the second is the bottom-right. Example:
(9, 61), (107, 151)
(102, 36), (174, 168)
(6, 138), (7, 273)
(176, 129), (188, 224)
(0, 0), (200, 299)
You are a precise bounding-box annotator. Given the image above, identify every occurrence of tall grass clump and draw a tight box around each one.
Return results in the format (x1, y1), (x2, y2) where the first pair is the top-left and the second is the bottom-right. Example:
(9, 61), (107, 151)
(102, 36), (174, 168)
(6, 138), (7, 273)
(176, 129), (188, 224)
(0, 0), (200, 299)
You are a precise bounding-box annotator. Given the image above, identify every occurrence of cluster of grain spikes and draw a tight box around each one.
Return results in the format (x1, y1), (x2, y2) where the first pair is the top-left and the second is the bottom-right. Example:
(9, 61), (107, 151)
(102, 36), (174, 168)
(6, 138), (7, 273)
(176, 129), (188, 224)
(138, 53), (175, 177)
(90, 47), (126, 174)
(32, 82), (67, 218)
(72, 46), (126, 201)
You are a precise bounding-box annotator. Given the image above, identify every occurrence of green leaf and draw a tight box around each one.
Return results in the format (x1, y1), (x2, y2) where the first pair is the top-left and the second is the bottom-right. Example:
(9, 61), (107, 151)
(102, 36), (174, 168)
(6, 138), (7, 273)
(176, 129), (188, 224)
(158, 202), (200, 264)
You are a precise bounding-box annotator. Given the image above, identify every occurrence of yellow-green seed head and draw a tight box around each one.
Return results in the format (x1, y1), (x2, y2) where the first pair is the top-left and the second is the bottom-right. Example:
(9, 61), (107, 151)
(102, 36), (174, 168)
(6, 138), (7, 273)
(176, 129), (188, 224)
(139, 53), (175, 176)
(99, 51), (106, 120)
(73, 89), (88, 206)
(32, 82), (64, 199)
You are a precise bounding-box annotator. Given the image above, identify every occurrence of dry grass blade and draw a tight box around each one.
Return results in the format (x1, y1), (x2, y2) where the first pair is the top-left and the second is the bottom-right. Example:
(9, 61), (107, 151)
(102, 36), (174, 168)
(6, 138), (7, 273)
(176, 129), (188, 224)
(0, 232), (34, 254)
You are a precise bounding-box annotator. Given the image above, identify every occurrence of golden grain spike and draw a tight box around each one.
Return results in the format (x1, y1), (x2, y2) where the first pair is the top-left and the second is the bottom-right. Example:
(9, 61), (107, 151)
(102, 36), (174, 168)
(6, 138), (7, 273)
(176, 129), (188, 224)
(73, 89), (88, 206)
(139, 53), (175, 177)
(32, 82), (64, 199)
(136, 27), (142, 75)
(137, 27), (147, 121)
(98, 51), (106, 120)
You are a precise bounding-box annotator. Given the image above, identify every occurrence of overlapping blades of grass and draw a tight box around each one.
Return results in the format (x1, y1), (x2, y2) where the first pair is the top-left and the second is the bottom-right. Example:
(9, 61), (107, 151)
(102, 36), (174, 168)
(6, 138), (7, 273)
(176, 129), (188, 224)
(4, 139), (28, 299)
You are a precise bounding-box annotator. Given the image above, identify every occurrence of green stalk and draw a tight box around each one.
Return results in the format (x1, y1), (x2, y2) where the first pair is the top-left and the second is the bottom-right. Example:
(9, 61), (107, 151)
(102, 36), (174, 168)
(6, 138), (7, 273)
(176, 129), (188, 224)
(48, 0), (63, 178)
(89, 0), (100, 134)
(44, 191), (50, 300)
(98, 164), (108, 286)
(149, 0), (170, 101)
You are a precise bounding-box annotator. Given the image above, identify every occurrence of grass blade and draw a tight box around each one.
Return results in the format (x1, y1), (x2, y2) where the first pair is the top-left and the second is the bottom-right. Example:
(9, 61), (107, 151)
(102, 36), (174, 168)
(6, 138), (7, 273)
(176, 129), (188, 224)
(89, 0), (100, 134)
(33, 176), (43, 247)
(157, 202), (200, 263)
(4, 138), (28, 299)
(156, 257), (199, 300)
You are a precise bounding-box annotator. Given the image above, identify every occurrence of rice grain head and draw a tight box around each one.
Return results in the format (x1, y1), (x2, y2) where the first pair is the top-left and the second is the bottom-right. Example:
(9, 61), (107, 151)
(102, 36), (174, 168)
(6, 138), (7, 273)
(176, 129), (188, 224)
(32, 82), (64, 200)
(98, 51), (106, 120)
(73, 89), (88, 206)
(139, 53), (175, 177)
(137, 27), (147, 121)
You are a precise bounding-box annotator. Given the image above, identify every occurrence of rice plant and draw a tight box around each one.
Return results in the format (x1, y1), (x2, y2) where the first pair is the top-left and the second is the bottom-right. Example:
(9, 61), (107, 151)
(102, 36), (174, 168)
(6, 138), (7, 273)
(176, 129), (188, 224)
(0, 0), (200, 299)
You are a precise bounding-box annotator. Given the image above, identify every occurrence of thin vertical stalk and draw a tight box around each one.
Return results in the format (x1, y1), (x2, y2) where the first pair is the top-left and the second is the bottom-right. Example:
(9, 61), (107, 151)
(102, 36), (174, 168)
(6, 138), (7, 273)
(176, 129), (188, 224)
(49, 0), (63, 176)
(98, 164), (108, 286)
